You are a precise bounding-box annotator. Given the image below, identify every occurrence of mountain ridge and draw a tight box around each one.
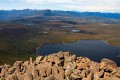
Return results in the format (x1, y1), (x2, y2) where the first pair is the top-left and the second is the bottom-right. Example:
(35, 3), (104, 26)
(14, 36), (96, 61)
(0, 9), (120, 22)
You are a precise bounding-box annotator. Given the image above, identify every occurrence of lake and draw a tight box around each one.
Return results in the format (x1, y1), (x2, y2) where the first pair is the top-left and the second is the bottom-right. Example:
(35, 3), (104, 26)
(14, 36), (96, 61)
(37, 40), (120, 66)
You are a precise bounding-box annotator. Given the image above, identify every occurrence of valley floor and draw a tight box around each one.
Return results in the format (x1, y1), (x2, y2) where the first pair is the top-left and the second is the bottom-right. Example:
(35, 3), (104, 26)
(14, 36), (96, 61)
(0, 22), (120, 65)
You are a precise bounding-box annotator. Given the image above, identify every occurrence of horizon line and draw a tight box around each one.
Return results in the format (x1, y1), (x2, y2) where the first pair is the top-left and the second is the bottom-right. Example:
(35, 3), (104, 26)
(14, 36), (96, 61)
(0, 9), (120, 14)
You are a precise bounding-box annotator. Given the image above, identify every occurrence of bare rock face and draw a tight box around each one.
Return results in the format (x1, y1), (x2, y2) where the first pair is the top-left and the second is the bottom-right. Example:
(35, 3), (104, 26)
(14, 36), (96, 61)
(0, 51), (120, 80)
(35, 56), (43, 64)
(13, 61), (24, 66)
(24, 73), (33, 80)
(99, 58), (117, 70)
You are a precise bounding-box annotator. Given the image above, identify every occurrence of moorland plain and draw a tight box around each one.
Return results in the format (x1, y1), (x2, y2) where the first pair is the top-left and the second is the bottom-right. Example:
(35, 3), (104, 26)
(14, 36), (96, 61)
(0, 10), (120, 64)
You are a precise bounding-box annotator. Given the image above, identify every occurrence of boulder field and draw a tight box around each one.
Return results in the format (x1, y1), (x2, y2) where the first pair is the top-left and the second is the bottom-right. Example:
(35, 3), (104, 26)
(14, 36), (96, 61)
(0, 51), (120, 80)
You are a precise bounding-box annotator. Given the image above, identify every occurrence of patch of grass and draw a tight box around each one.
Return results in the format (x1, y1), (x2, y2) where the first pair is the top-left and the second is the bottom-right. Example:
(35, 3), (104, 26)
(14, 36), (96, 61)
(118, 54), (120, 58)
(107, 37), (120, 48)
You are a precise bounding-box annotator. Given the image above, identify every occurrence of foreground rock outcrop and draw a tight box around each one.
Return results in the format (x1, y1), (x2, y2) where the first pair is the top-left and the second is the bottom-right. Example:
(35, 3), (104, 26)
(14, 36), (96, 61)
(0, 51), (120, 80)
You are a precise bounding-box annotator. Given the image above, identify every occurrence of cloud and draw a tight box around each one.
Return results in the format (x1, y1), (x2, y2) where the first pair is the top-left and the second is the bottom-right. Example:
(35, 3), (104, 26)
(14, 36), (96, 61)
(8, 0), (120, 12)
(9, 0), (15, 1)
(60, 0), (120, 12)
(25, 0), (75, 4)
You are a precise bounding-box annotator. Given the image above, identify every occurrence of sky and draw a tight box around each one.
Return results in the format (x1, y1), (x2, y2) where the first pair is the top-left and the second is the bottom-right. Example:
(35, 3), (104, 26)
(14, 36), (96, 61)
(0, 0), (120, 13)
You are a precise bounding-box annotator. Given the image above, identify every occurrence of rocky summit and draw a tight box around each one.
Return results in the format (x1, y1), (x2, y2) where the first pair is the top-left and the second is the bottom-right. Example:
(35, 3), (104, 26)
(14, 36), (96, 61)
(0, 51), (120, 80)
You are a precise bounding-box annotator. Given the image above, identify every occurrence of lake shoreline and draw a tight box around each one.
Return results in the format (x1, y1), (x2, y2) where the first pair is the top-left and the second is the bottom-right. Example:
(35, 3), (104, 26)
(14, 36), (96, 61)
(37, 40), (120, 66)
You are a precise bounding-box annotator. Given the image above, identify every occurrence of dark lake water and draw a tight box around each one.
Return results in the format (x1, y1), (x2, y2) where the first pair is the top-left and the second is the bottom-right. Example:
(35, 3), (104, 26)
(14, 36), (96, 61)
(37, 40), (120, 66)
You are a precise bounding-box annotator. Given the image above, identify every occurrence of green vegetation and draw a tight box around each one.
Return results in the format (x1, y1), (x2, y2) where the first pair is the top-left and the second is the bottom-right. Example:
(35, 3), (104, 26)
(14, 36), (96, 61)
(118, 54), (120, 58)
(107, 37), (120, 48)
(0, 21), (120, 65)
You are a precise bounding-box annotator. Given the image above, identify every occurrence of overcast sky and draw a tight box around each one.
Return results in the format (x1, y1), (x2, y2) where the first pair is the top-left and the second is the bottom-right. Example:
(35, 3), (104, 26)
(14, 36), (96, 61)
(0, 0), (120, 13)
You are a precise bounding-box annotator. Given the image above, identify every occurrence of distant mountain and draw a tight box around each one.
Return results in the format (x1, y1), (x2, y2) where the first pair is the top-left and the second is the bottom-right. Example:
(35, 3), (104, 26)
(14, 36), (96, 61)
(0, 9), (120, 22)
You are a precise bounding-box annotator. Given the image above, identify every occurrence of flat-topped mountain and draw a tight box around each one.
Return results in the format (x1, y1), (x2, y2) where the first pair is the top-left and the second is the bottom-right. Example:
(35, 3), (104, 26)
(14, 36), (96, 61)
(0, 51), (120, 80)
